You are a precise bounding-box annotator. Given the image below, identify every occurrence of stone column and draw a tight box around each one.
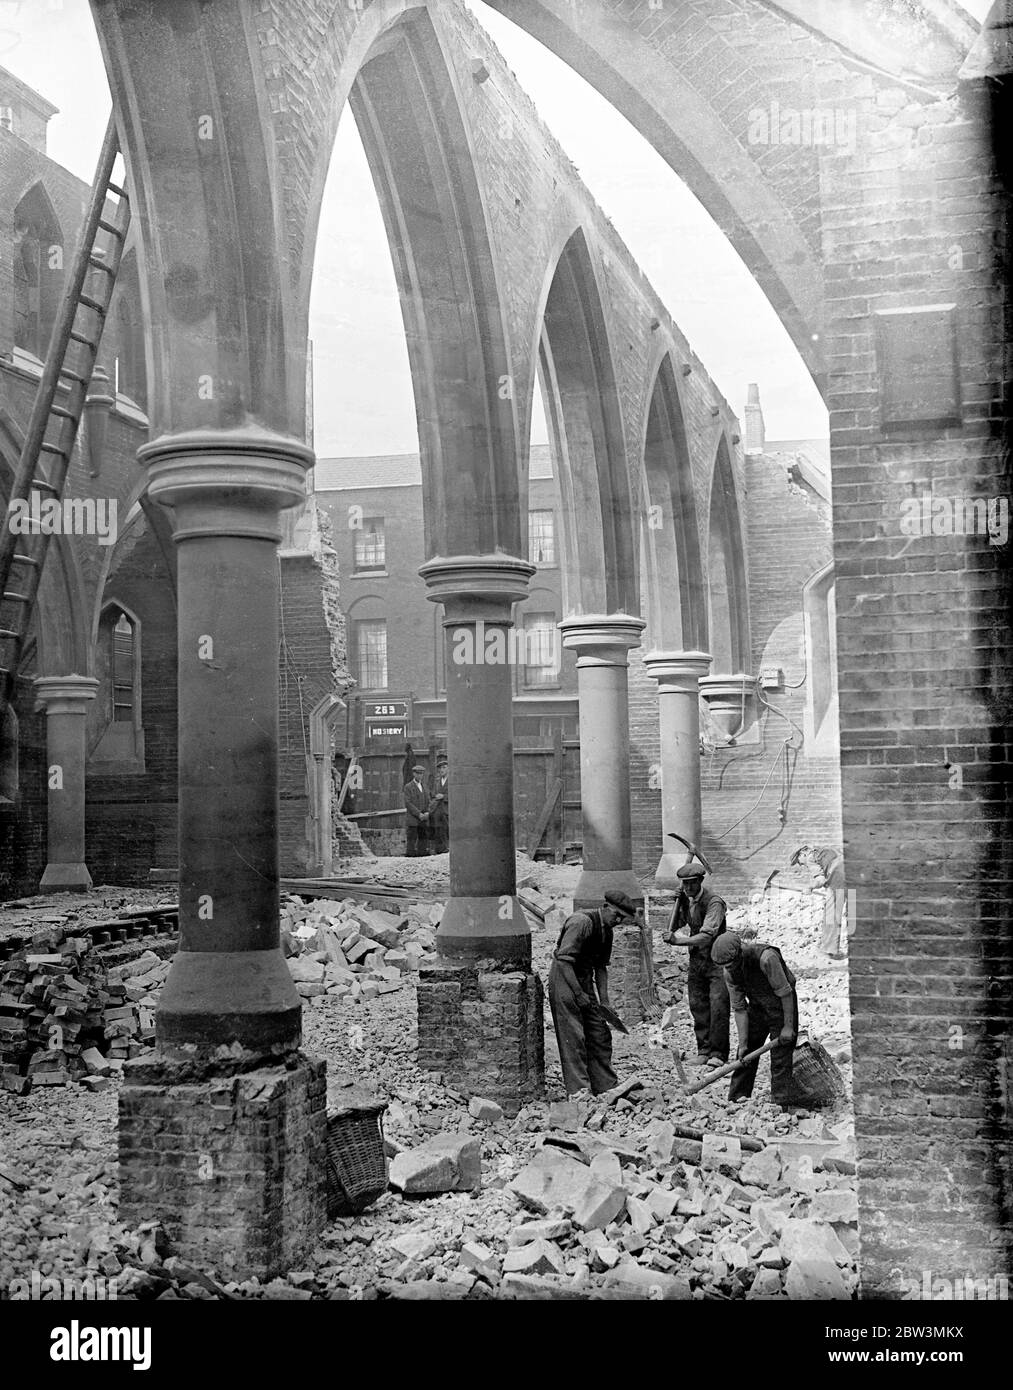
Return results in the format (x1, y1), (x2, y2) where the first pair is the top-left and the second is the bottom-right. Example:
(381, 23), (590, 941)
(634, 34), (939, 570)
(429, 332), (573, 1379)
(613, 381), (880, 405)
(420, 556), (535, 964)
(140, 430), (313, 1057)
(34, 675), (99, 891)
(415, 557), (545, 1115)
(644, 650), (712, 888)
(560, 615), (646, 910)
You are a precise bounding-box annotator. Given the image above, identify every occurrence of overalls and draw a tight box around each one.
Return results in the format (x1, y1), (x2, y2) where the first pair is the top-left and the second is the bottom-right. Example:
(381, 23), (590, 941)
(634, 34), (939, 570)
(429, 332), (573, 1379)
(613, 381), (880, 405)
(547, 909), (617, 1096)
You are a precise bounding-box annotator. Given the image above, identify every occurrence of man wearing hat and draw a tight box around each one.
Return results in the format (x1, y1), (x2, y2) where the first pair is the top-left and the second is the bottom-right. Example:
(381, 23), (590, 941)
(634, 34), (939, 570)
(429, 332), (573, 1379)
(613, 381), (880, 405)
(403, 764), (431, 857)
(711, 931), (798, 1108)
(663, 859), (730, 1068)
(429, 753), (450, 855)
(548, 891), (641, 1097)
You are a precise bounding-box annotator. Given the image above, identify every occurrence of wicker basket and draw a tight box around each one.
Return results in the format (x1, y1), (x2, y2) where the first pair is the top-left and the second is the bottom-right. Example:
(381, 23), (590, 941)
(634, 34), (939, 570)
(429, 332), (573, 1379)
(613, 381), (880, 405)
(325, 1097), (388, 1219)
(789, 1034), (846, 1109)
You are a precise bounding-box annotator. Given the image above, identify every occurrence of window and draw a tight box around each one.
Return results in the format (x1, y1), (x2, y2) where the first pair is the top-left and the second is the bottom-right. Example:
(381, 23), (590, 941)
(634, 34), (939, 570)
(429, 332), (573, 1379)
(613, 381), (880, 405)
(111, 613), (136, 721)
(522, 613), (558, 688)
(13, 184), (63, 359)
(354, 517), (386, 572)
(355, 619), (387, 689)
(89, 604), (144, 772)
(528, 510), (555, 566)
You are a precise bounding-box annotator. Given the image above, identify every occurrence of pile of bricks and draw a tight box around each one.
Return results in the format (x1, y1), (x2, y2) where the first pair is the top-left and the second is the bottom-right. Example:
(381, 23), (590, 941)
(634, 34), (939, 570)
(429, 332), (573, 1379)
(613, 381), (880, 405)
(281, 895), (439, 1003)
(0, 930), (169, 1094)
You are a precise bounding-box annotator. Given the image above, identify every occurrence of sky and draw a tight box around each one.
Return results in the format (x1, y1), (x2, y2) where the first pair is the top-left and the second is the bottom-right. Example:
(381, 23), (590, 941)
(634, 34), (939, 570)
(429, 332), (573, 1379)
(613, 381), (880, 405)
(1, 0), (992, 456)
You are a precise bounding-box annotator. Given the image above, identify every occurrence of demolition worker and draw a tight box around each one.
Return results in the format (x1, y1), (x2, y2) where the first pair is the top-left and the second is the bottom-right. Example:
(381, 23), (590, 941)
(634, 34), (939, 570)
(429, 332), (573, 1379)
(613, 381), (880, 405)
(403, 763), (431, 857)
(548, 891), (641, 1098)
(663, 859), (729, 1068)
(429, 752), (450, 855)
(711, 930), (799, 1109)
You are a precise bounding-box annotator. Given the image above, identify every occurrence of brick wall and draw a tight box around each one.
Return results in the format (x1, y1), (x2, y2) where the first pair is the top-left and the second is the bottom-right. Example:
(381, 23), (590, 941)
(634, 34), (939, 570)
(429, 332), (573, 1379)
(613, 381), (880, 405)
(85, 518), (178, 887)
(118, 1052), (327, 1280)
(316, 467), (576, 707)
(820, 63), (1012, 1289)
(628, 445), (840, 900)
(698, 450), (842, 896)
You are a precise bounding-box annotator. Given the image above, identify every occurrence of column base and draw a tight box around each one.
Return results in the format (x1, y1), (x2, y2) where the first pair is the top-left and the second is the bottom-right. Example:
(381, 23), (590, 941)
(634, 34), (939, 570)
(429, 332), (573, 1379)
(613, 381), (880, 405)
(39, 862), (93, 892)
(118, 1052), (327, 1281)
(436, 897), (532, 969)
(417, 962), (544, 1116)
(572, 868), (644, 913)
(156, 950), (302, 1058)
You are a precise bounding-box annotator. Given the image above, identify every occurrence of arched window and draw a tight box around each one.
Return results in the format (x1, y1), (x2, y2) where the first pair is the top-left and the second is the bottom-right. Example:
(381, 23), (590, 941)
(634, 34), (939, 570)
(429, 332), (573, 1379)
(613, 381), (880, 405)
(88, 603), (144, 772)
(12, 184), (63, 360)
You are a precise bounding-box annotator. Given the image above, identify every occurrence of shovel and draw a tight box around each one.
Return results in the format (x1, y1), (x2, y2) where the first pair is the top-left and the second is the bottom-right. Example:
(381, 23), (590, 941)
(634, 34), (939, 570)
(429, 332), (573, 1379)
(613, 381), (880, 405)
(685, 1039), (778, 1094)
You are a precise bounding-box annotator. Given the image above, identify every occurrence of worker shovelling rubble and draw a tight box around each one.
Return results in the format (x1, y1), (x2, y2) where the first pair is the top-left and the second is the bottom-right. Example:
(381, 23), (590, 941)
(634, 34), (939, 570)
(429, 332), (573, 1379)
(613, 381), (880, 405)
(543, 846), (844, 1118)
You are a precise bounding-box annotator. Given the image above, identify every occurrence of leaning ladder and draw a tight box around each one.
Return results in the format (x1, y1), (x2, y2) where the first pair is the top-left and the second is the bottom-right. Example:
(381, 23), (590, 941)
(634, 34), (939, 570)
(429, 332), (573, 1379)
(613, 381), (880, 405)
(0, 115), (131, 710)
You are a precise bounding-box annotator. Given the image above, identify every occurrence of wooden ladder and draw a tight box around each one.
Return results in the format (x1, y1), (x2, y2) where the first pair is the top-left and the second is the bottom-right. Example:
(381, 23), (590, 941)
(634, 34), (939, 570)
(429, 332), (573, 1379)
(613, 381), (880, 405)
(0, 115), (131, 709)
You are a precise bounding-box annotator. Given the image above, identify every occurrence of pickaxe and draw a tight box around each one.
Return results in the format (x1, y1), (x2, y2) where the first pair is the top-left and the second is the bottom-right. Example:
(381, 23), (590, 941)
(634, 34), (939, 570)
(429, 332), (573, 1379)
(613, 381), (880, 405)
(685, 1039), (778, 1094)
(666, 831), (711, 874)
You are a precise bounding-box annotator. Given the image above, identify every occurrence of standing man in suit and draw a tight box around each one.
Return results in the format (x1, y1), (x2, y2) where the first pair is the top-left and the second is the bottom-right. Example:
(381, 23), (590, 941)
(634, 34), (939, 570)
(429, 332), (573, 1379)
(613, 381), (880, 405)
(403, 763), (431, 857)
(429, 752), (450, 854)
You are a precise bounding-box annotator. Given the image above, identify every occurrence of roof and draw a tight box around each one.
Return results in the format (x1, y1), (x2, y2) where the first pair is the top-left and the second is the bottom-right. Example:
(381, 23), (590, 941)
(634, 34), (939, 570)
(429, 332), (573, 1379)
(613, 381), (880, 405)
(314, 443), (554, 493)
(0, 65), (59, 119)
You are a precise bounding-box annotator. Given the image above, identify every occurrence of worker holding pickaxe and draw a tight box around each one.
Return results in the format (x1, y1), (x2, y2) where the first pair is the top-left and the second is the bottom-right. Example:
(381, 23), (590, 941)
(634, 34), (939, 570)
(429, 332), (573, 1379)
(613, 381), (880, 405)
(711, 931), (799, 1109)
(663, 853), (730, 1069)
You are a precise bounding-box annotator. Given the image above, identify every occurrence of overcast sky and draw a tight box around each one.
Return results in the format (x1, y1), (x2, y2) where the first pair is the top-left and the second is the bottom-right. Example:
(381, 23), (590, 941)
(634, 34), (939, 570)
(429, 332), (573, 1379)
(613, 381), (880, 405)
(1, 0), (991, 455)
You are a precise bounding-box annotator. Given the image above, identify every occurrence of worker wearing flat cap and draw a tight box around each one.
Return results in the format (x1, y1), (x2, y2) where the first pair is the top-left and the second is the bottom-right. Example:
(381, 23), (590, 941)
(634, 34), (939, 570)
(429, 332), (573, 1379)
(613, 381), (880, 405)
(711, 931), (799, 1108)
(548, 890), (641, 1097)
(663, 857), (730, 1068)
(403, 764), (431, 857)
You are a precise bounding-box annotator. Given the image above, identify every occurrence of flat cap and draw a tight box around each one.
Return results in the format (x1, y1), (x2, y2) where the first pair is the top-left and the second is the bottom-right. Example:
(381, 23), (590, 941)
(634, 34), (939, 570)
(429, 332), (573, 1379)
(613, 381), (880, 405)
(411, 764), (427, 773)
(603, 890), (642, 920)
(710, 933), (741, 967)
(676, 861), (707, 879)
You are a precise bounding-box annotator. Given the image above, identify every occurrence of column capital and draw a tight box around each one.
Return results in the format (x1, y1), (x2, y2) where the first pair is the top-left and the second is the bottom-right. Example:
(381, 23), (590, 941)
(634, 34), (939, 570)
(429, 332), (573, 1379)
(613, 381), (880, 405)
(33, 675), (99, 714)
(643, 649), (713, 692)
(559, 614), (646, 667)
(420, 555), (534, 624)
(140, 428), (314, 542)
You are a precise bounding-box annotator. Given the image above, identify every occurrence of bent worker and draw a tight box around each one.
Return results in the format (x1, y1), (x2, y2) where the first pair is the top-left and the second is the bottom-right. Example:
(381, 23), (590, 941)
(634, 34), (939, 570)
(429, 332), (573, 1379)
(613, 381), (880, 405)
(548, 891), (641, 1097)
(403, 764), (431, 857)
(663, 860), (729, 1068)
(711, 931), (799, 1109)
(792, 844), (847, 959)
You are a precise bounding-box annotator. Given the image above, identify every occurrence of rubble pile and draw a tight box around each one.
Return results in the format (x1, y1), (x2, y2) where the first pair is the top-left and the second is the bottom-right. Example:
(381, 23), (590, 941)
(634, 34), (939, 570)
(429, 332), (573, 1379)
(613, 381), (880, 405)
(0, 931), (167, 1094)
(281, 896), (441, 1003)
(1, 858), (858, 1301)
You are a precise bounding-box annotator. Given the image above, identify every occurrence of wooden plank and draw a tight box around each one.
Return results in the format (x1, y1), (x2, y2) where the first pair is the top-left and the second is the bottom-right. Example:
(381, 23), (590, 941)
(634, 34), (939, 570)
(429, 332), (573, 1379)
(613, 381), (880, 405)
(527, 778), (562, 858)
(335, 753), (358, 814)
